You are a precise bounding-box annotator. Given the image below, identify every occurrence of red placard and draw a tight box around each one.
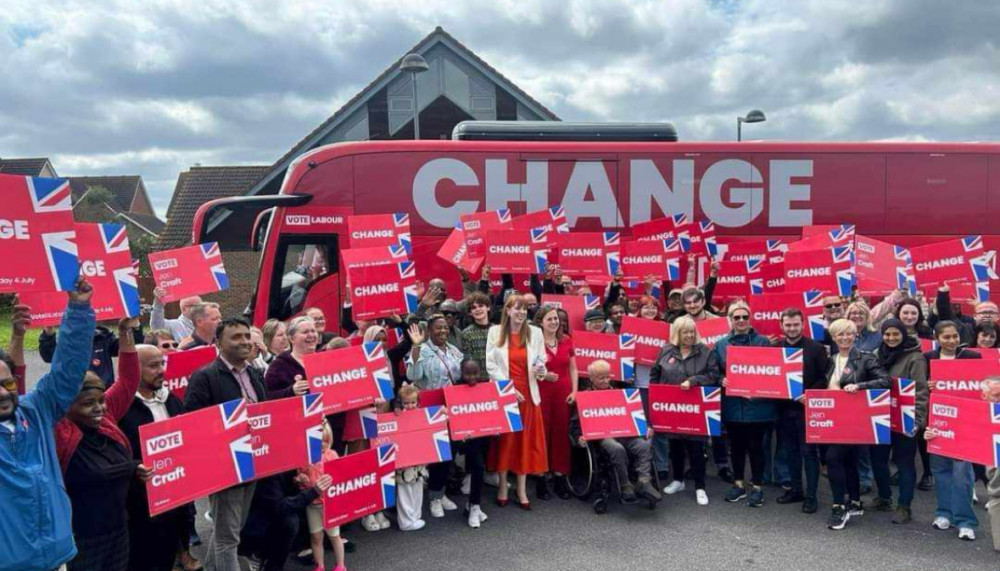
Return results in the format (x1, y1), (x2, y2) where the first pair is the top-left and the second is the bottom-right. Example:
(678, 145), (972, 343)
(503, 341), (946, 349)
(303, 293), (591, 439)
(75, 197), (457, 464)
(722, 239), (786, 264)
(804, 389), (891, 445)
(620, 316), (670, 366)
(556, 232), (621, 276)
(248, 394), (326, 479)
(631, 213), (689, 244)
(511, 206), (568, 254)
(725, 346), (804, 400)
(483, 228), (548, 274)
(149, 242), (228, 303)
(909, 236), (993, 289)
(342, 407), (378, 442)
(695, 317), (732, 349)
(304, 342), (395, 413)
(139, 399), (254, 516)
(749, 290), (828, 339)
(855, 235), (914, 295)
(435, 226), (483, 274)
(340, 244), (410, 272)
(418, 388), (446, 408)
(574, 388), (647, 440)
(162, 346), (218, 400)
(783, 246), (854, 297)
(923, 281), (992, 305)
(572, 331), (636, 381)
(538, 294), (600, 331)
(794, 224), (855, 248)
(926, 393), (1000, 467)
(759, 261), (785, 293)
(348, 261), (419, 321)
(620, 239), (681, 281)
(443, 380), (522, 440)
(370, 406), (452, 469)
(890, 377), (918, 437)
(688, 219), (718, 258)
(347, 212), (410, 250)
(929, 359), (1000, 399)
(0, 174), (78, 293)
(713, 258), (766, 301)
(461, 209), (512, 259)
(322, 445), (397, 527)
(648, 385), (722, 436)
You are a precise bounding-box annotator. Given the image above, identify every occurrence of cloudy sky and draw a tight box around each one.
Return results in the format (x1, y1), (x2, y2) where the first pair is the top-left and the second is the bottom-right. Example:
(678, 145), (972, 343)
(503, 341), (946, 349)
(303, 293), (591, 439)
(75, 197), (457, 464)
(1, 0), (997, 217)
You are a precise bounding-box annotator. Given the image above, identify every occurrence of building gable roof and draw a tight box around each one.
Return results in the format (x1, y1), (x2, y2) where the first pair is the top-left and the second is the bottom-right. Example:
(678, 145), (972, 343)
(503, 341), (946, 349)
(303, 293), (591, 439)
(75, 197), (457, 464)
(67, 175), (142, 212)
(0, 157), (55, 177)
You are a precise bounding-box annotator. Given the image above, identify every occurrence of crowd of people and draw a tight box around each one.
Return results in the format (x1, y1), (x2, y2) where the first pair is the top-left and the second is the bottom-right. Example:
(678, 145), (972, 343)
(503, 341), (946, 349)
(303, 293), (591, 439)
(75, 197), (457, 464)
(4, 258), (1000, 571)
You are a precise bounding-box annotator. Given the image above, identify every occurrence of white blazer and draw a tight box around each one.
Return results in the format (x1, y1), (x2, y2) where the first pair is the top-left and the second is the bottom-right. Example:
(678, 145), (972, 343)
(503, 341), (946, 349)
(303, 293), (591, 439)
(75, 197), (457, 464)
(486, 324), (547, 406)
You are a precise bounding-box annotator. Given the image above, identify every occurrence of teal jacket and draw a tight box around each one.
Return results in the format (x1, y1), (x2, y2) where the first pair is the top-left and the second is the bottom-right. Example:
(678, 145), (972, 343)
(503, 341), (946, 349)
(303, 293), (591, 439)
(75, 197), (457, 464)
(0, 301), (96, 571)
(714, 328), (778, 424)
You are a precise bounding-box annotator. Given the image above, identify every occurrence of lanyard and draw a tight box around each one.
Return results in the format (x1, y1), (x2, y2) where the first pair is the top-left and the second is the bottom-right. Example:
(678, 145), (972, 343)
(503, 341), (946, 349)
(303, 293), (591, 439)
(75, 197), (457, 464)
(428, 344), (457, 384)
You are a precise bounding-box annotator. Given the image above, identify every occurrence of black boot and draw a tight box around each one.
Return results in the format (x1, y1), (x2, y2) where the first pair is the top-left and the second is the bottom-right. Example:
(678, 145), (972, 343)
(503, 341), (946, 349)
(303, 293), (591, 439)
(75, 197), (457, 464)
(553, 476), (572, 499)
(535, 476), (552, 500)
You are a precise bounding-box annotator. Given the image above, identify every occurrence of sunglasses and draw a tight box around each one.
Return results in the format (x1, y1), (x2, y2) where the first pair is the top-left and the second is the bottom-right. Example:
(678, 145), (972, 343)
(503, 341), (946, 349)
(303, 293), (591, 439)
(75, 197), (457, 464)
(824, 303), (842, 309)
(731, 314), (750, 322)
(159, 341), (179, 349)
(0, 377), (17, 392)
(442, 311), (459, 317)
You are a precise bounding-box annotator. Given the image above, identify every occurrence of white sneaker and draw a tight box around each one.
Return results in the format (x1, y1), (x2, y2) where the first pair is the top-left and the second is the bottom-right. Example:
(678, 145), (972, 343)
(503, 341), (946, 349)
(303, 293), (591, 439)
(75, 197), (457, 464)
(958, 527), (976, 541)
(362, 514), (381, 531)
(468, 505), (484, 528)
(375, 511), (391, 529)
(399, 519), (426, 531)
(932, 516), (951, 530)
(696, 489), (709, 506)
(439, 495), (458, 511)
(461, 474), (472, 495)
(973, 489), (979, 504)
(663, 481), (686, 495)
(429, 499), (445, 518)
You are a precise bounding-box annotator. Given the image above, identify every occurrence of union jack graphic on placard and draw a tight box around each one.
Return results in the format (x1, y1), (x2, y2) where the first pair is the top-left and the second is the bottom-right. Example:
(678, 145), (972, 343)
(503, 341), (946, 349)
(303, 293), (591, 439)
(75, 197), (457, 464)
(671, 212), (689, 227)
(27, 177), (73, 213)
(389, 243), (410, 259)
(432, 429), (453, 462)
(867, 389), (892, 444)
(584, 295), (601, 312)
(894, 245), (912, 265)
(666, 257), (681, 281)
(534, 249), (549, 274)
(99, 223), (130, 253)
(201, 242), (220, 259)
(393, 212), (409, 228)
(750, 278), (764, 295)
(783, 347), (804, 364)
(963, 235), (983, 252)
(767, 240), (785, 252)
(377, 444), (398, 508)
(112, 267), (142, 318)
(359, 408), (379, 438)
(803, 290), (826, 309)
(663, 237), (681, 253)
(829, 224), (855, 243)
(210, 263), (229, 291)
(496, 380), (524, 433)
(619, 334), (636, 381)
(676, 231), (691, 252)
(230, 434), (256, 483)
(497, 209), (512, 224)
(836, 269), (855, 296)
(606, 250), (621, 276)
(378, 443), (397, 467)
(220, 399), (248, 430)
(41, 231), (79, 292)
(425, 405), (448, 426)
(808, 315), (827, 341)
(970, 255), (998, 281)
(531, 227), (548, 245)
(398, 261), (416, 280)
(976, 282), (992, 303)
(603, 231), (621, 246)
(702, 387), (723, 436)
(832, 245), (853, 265)
(747, 258), (766, 273)
(549, 206), (570, 232)
(303, 393), (326, 463)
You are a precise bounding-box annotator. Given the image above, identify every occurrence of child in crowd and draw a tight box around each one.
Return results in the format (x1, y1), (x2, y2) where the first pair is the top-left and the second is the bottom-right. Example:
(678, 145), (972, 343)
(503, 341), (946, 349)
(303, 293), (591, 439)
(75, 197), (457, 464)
(297, 419), (347, 571)
(570, 360), (662, 503)
(458, 359), (490, 528)
(396, 384), (430, 531)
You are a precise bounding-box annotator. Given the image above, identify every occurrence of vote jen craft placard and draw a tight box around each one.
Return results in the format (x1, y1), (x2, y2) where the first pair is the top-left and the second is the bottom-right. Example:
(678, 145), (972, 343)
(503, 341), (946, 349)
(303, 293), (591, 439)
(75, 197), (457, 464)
(148, 242), (229, 303)
(370, 406), (452, 469)
(804, 389), (891, 445)
(926, 393), (1000, 468)
(139, 399), (255, 516)
(574, 388), (647, 440)
(648, 385), (722, 437)
(322, 445), (397, 528)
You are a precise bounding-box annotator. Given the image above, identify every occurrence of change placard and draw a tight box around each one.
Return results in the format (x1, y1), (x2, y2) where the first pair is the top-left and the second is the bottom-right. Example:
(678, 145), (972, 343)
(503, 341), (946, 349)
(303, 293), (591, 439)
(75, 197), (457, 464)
(620, 239), (681, 280)
(461, 209), (512, 260)
(483, 228), (548, 274)
(370, 407), (452, 469)
(443, 380), (522, 440)
(574, 388), (647, 440)
(322, 445), (397, 527)
(929, 359), (1000, 399)
(909, 235), (994, 289)
(304, 342), (394, 413)
(783, 246), (854, 297)
(573, 331), (636, 381)
(248, 394), (326, 479)
(620, 316), (670, 367)
(724, 346), (804, 400)
(348, 261), (418, 321)
(648, 385), (722, 437)
(347, 212), (410, 250)
(556, 232), (621, 276)
(162, 346), (218, 400)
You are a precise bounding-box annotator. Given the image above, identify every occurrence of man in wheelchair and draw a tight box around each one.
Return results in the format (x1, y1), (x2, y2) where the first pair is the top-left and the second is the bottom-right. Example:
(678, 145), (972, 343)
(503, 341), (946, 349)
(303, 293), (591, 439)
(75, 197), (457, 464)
(570, 360), (662, 504)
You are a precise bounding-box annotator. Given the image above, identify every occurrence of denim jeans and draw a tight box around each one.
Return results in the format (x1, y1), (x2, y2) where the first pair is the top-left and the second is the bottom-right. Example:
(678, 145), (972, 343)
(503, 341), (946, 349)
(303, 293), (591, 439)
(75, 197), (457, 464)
(653, 433), (670, 473)
(869, 445), (892, 501)
(764, 423), (791, 486)
(930, 454), (978, 529)
(857, 445), (874, 488)
(778, 404), (820, 499)
(891, 434), (917, 507)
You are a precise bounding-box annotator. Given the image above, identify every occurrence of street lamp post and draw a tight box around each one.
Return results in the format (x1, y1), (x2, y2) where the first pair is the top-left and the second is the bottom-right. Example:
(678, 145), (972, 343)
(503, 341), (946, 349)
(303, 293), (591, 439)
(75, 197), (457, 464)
(400, 53), (429, 140)
(737, 109), (767, 141)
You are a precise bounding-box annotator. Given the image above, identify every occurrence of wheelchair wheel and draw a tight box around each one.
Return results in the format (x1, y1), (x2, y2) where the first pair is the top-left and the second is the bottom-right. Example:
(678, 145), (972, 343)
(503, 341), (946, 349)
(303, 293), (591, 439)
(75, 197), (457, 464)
(593, 498), (608, 514)
(566, 445), (595, 500)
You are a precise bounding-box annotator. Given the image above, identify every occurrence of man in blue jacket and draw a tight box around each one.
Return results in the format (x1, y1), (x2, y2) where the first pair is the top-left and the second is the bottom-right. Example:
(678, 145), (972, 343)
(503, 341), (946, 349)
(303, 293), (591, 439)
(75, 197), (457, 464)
(0, 279), (96, 571)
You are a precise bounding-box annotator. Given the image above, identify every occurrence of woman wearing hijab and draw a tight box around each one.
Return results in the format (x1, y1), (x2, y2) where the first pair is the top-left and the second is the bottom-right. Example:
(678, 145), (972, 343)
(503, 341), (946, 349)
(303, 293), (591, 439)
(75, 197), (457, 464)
(874, 319), (928, 524)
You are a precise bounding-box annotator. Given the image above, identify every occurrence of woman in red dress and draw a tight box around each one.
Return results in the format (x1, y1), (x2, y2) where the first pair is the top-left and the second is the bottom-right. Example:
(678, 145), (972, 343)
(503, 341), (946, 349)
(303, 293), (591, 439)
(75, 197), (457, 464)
(486, 294), (549, 509)
(533, 305), (578, 500)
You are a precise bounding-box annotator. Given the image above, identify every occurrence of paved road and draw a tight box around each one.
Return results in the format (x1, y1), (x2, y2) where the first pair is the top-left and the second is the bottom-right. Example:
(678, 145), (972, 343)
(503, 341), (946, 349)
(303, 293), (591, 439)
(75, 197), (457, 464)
(23, 353), (999, 571)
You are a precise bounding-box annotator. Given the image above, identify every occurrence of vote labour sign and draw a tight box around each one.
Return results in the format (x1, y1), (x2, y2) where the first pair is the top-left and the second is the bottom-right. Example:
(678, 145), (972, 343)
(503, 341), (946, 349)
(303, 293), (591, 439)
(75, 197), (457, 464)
(783, 246), (854, 297)
(149, 242), (228, 303)
(909, 235), (994, 289)
(929, 360), (1000, 399)
(713, 258), (766, 301)
(539, 294), (600, 332)
(890, 377), (918, 437)
(322, 445), (397, 528)
(620, 316), (670, 366)
(619, 239), (681, 281)
(804, 389), (891, 445)
(461, 209), (512, 259)
(348, 261), (419, 320)
(573, 331), (636, 381)
(724, 346), (805, 400)
(483, 228), (548, 274)
(248, 394), (326, 479)
(370, 406), (452, 469)
(749, 290), (828, 339)
(139, 398), (255, 517)
(927, 393), (1000, 468)
(0, 174), (77, 293)
(304, 342), (395, 414)
(648, 385), (722, 437)
(347, 212), (410, 251)
(695, 317), (732, 350)
(556, 232), (621, 276)
(162, 346), (218, 400)
(574, 388), (647, 440)
(443, 380), (522, 440)
(436, 226), (483, 274)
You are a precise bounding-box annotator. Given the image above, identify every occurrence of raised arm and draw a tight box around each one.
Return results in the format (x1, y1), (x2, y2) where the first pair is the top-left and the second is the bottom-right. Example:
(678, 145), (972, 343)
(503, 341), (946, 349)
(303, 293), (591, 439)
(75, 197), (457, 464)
(107, 318), (141, 422)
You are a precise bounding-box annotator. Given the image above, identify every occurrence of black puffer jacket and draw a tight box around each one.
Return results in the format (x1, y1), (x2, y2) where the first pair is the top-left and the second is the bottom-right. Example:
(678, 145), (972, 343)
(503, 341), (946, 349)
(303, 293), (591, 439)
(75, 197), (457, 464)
(826, 347), (890, 390)
(650, 343), (721, 387)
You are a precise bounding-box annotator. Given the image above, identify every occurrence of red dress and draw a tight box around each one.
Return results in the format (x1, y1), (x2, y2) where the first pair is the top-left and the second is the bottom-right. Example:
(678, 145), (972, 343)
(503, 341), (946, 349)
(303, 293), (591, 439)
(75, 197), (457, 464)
(538, 336), (573, 475)
(491, 333), (549, 475)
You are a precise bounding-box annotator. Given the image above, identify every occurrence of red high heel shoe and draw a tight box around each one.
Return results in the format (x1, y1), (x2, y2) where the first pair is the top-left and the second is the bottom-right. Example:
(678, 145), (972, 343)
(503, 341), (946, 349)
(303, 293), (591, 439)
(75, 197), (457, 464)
(495, 498), (509, 507)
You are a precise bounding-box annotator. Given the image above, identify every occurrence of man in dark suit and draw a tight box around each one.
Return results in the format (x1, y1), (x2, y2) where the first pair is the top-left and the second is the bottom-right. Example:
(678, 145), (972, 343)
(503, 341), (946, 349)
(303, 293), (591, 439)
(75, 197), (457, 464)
(184, 318), (268, 571)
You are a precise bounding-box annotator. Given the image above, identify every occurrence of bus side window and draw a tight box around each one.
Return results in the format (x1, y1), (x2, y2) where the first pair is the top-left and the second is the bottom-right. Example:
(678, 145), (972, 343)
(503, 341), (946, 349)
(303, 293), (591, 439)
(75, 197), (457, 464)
(270, 236), (338, 320)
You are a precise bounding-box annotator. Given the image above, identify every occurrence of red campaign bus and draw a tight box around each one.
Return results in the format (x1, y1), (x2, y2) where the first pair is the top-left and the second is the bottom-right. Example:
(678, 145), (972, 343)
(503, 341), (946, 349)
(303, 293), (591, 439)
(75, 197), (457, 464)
(191, 129), (1000, 327)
